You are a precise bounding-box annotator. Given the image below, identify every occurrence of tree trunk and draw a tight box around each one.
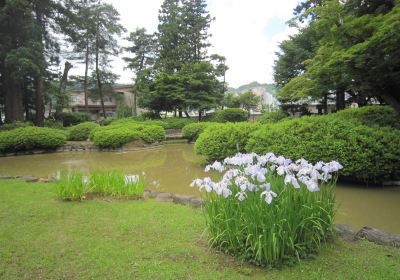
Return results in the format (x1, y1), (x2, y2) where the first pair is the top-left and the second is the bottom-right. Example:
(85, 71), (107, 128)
(95, 20), (106, 119)
(4, 75), (24, 123)
(381, 91), (400, 115)
(336, 89), (345, 111)
(84, 43), (90, 114)
(55, 61), (73, 119)
(323, 94), (328, 114)
(184, 111), (190, 118)
(35, 75), (45, 126)
(198, 110), (202, 121)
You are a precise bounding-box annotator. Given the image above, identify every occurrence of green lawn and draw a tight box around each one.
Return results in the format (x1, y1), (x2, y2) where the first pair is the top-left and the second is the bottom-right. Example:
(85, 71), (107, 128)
(0, 180), (399, 279)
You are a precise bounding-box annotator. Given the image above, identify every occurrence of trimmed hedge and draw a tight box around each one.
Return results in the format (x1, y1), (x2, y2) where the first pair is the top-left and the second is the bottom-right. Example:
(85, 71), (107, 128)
(212, 108), (248, 123)
(246, 116), (400, 182)
(195, 122), (260, 161)
(182, 122), (216, 142)
(0, 127), (67, 153)
(61, 112), (90, 127)
(258, 110), (290, 124)
(91, 122), (165, 149)
(0, 121), (32, 131)
(110, 117), (192, 129)
(68, 122), (100, 141)
(331, 106), (400, 128)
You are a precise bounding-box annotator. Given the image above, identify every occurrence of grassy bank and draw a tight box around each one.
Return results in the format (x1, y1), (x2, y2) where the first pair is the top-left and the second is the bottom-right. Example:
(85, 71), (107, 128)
(0, 180), (399, 279)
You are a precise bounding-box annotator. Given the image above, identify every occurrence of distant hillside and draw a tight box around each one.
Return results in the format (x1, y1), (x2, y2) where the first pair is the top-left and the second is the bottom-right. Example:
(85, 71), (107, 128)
(227, 81), (277, 95)
(227, 82), (279, 107)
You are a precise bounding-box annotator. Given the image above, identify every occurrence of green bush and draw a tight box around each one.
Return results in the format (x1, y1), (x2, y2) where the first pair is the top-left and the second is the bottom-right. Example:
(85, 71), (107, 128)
(61, 112), (90, 127)
(182, 122), (216, 142)
(68, 122), (100, 141)
(258, 110), (290, 124)
(91, 122), (165, 149)
(332, 106), (400, 128)
(195, 122), (260, 161)
(163, 117), (193, 129)
(109, 117), (192, 129)
(246, 116), (400, 182)
(0, 121), (32, 131)
(212, 108), (248, 123)
(0, 127), (66, 153)
(44, 119), (64, 129)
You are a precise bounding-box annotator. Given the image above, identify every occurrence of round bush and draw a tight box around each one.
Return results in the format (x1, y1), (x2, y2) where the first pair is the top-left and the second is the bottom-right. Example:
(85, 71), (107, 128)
(61, 112), (90, 127)
(140, 126), (166, 143)
(212, 108), (248, 123)
(0, 127), (67, 153)
(92, 127), (141, 149)
(162, 117), (193, 129)
(182, 122), (216, 142)
(68, 122), (100, 141)
(246, 116), (400, 182)
(195, 122), (260, 161)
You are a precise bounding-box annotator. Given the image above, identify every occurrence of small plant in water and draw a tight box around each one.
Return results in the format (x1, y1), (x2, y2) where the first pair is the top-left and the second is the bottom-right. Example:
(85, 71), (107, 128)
(190, 152), (343, 267)
(55, 172), (88, 201)
(56, 171), (145, 200)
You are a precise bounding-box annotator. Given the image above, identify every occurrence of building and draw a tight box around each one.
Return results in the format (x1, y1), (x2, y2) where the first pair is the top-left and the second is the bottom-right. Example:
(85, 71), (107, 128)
(68, 85), (145, 120)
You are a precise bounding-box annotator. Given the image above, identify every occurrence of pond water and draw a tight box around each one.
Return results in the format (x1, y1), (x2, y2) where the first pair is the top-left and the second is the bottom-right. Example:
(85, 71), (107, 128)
(0, 143), (399, 233)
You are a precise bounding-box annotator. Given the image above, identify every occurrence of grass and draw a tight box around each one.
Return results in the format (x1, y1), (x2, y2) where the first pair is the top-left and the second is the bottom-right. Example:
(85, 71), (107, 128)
(1, 180), (400, 279)
(55, 171), (145, 201)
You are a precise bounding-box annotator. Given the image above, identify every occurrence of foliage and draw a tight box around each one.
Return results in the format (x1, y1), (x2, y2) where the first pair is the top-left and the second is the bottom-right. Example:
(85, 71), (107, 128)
(89, 171), (145, 197)
(237, 91), (261, 113)
(55, 171), (145, 200)
(246, 115), (400, 182)
(259, 110), (291, 124)
(162, 117), (193, 129)
(91, 122), (165, 148)
(61, 112), (90, 127)
(193, 153), (339, 267)
(212, 108), (248, 123)
(0, 127), (66, 153)
(181, 122), (216, 142)
(44, 119), (64, 129)
(55, 172), (87, 201)
(0, 122), (32, 131)
(68, 122), (99, 141)
(195, 122), (260, 161)
(110, 117), (192, 129)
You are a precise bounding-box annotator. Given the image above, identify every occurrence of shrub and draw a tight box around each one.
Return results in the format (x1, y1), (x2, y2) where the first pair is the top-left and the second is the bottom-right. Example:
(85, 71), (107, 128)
(92, 126), (141, 149)
(140, 125), (165, 143)
(91, 122), (165, 149)
(195, 122), (260, 161)
(140, 111), (161, 120)
(68, 122), (99, 141)
(258, 110), (290, 124)
(192, 153), (339, 267)
(163, 117), (193, 129)
(61, 112), (90, 127)
(332, 106), (400, 128)
(182, 122), (216, 142)
(213, 108), (248, 123)
(0, 127), (67, 153)
(0, 121), (32, 131)
(246, 116), (400, 182)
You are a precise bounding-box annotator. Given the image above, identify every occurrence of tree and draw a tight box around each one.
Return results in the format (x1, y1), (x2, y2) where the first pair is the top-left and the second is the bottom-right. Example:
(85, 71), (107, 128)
(124, 28), (157, 116)
(92, 1), (125, 118)
(223, 92), (240, 109)
(210, 54), (229, 104)
(238, 91), (261, 115)
(181, 61), (222, 120)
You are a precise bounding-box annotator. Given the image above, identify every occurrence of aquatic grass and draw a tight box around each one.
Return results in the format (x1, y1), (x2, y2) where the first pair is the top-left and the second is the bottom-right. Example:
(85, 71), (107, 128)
(55, 171), (145, 201)
(55, 172), (87, 201)
(191, 153), (340, 267)
(89, 171), (145, 198)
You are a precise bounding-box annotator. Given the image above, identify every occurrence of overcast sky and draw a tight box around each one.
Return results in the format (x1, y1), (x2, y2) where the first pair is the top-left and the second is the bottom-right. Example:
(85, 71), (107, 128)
(69, 0), (299, 88)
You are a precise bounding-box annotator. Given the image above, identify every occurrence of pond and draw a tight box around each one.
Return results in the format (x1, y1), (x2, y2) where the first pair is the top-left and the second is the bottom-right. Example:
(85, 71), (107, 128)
(0, 143), (399, 233)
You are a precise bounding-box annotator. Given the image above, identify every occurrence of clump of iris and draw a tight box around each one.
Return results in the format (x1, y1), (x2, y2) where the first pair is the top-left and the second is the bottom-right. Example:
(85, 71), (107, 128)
(191, 152), (342, 267)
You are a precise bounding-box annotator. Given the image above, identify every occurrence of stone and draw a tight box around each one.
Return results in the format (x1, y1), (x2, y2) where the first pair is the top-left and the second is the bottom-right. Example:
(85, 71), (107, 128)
(172, 194), (195, 205)
(334, 224), (356, 241)
(0, 175), (16, 180)
(189, 198), (202, 208)
(356, 227), (400, 247)
(155, 192), (173, 202)
(38, 178), (51, 183)
(22, 176), (39, 183)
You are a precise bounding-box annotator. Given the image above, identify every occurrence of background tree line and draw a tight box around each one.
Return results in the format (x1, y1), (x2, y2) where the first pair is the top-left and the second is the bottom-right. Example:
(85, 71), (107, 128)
(274, 0), (400, 114)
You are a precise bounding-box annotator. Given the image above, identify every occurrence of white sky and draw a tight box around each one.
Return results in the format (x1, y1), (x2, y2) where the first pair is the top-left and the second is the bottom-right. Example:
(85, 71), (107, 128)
(69, 0), (299, 88)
